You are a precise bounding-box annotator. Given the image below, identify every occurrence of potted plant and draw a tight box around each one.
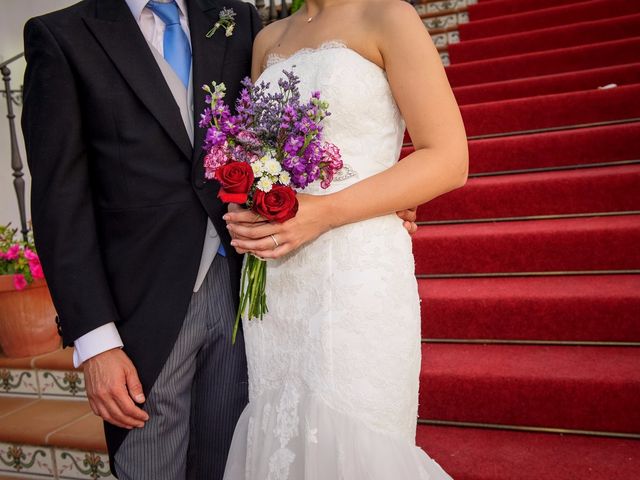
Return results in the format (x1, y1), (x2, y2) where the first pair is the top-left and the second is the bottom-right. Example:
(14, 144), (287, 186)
(0, 224), (59, 357)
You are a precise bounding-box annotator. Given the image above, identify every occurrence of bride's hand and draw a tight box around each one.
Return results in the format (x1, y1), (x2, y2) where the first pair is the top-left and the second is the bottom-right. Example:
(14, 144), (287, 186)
(224, 194), (332, 259)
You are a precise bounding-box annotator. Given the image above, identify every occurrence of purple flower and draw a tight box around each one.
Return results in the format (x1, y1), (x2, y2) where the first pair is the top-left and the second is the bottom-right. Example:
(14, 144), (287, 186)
(199, 108), (213, 128)
(204, 128), (226, 150)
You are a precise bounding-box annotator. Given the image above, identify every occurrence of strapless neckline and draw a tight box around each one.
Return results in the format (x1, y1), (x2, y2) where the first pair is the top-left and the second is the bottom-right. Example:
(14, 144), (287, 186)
(261, 40), (385, 77)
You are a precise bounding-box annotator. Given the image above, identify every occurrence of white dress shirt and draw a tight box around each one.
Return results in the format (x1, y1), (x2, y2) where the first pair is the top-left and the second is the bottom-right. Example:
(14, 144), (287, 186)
(73, 0), (221, 367)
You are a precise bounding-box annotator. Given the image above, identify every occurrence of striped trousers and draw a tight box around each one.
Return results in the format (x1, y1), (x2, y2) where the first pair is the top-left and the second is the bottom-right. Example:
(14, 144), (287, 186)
(114, 255), (248, 479)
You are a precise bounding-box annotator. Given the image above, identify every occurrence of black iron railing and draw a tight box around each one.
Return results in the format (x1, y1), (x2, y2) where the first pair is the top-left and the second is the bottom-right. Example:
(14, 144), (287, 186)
(0, 52), (28, 242)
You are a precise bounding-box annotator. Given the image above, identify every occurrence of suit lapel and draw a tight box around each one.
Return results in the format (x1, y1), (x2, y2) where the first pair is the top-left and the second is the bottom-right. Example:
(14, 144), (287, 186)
(83, 0), (193, 160)
(188, 0), (229, 163)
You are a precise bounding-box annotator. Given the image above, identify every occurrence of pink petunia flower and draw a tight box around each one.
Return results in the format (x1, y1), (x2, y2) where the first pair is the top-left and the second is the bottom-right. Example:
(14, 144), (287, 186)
(29, 260), (44, 280)
(5, 245), (21, 261)
(24, 248), (38, 261)
(13, 274), (27, 291)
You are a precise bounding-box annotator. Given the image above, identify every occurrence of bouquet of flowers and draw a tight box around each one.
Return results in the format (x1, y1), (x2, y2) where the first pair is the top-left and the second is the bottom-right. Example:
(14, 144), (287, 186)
(200, 70), (343, 342)
(0, 224), (44, 290)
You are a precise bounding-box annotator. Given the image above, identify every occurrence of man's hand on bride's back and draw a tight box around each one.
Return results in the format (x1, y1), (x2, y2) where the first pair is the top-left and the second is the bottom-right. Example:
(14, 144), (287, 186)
(396, 207), (419, 235)
(83, 348), (150, 429)
(224, 200), (418, 259)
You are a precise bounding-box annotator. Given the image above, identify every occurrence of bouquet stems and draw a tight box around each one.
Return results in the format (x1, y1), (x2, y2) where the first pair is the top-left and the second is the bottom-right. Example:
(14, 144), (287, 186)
(232, 254), (268, 344)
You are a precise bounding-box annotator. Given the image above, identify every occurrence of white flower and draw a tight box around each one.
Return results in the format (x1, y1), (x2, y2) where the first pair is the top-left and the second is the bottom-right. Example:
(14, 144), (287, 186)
(257, 176), (273, 192)
(251, 160), (264, 178)
(264, 158), (282, 176)
(279, 171), (291, 185)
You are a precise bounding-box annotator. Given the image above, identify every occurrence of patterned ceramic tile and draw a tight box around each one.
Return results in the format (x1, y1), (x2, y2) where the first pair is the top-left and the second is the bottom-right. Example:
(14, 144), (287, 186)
(38, 371), (87, 400)
(55, 448), (115, 480)
(448, 30), (461, 45)
(431, 32), (448, 49)
(424, 14), (459, 30)
(0, 442), (56, 478)
(0, 369), (39, 397)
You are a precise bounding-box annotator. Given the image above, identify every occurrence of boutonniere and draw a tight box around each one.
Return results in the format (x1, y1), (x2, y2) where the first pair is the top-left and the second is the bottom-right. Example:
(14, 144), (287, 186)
(206, 7), (237, 38)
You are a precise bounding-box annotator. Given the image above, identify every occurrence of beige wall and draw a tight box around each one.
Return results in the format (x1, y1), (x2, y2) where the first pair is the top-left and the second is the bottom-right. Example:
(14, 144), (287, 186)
(0, 0), (77, 229)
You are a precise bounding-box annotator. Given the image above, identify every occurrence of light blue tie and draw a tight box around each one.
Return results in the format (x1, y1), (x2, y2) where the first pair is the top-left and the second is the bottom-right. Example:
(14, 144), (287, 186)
(147, 2), (226, 256)
(147, 1), (191, 88)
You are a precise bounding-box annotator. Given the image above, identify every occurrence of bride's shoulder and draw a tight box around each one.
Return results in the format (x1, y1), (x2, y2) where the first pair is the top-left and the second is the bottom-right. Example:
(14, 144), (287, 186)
(252, 17), (289, 65)
(253, 17), (289, 52)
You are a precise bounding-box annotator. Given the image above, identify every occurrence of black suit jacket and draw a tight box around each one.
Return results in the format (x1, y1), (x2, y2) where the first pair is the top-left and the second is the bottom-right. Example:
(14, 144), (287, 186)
(22, 0), (260, 461)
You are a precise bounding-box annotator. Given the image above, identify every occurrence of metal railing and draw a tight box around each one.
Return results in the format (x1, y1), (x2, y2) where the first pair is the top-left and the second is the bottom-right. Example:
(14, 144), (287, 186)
(0, 52), (28, 242)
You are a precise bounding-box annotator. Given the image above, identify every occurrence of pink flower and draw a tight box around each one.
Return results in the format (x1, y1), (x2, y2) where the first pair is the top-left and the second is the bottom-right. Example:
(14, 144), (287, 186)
(204, 143), (231, 179)
(13, 274), (27, 291)
(5, 245), (21, 261)
(24, 248), (38, 261)
(29, 260), (44, 280)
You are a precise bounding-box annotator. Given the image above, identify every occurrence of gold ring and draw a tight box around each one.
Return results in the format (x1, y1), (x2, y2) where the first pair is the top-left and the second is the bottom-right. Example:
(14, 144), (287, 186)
(270, 234), (279, 249)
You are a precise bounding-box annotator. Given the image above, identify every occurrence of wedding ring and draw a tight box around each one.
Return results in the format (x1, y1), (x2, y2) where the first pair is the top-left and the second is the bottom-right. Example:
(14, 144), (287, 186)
(270, 234), (279, 249)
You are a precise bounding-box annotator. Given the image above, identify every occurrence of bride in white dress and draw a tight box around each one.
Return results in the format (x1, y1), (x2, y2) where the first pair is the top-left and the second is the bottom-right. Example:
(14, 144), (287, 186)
(223, 1), (468, 478)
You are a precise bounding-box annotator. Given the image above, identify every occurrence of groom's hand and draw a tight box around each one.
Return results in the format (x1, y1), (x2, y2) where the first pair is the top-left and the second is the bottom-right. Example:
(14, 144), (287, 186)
(397, 207), (418, 235)
(83, 348), (150, 429)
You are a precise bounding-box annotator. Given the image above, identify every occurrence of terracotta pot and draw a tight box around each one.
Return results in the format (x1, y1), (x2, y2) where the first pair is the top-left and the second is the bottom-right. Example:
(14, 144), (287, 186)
(0, 275), (60, 358)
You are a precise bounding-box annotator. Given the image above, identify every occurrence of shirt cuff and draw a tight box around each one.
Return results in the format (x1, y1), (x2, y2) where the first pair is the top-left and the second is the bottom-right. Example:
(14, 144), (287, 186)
(73, 322), (124, 368)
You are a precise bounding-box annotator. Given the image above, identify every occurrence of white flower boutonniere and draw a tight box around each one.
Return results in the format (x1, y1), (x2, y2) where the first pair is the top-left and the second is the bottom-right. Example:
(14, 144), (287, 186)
(206, 7), (237, 38)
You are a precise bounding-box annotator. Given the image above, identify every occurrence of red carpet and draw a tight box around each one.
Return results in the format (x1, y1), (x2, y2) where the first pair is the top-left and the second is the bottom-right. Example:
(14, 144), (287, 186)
(419, 275), (640, 342)
(418, 164), (640, 221)
(419, 344), (640, 432)
(413, 215), (640, 274)
(453, 63), (640, 105)
(460, 84), (640, 136)
(468, 0), (598, 21)
(446, 37), (640, 87)
(401, 122), (640, 173)
(450, 14), (640, 63)
(460, 0), (640, 40)
(417, 425), (640, 480)
(414, 2), (640, 474)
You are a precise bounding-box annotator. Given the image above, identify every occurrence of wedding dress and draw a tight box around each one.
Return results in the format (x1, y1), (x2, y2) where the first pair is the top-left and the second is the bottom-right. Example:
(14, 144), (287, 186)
(223, 41), (452, 480)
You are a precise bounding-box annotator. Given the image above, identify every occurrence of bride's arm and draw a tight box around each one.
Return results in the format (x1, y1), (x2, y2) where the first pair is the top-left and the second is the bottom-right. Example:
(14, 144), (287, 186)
(227, 3), (465, 257)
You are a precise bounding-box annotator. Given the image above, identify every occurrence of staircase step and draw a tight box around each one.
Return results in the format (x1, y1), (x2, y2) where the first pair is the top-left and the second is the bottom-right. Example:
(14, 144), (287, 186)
(419, 275), (640, 342)
(401, 122), (640, 174)
(468, 0), (599, 21)
(450, 14), (640, 63)
(453, 63), (640, 105)
(461, 84), (640, 137)
(418, 344), (640, 432)
(418, 164), (640, 221)
(0, 398), (112, 479)
(0, 398), (94, 447)
(417, 424), (640, 480)
(446, 37), (640, 87)
(460, 0), (640, 41)
(413, 215), (640, 275)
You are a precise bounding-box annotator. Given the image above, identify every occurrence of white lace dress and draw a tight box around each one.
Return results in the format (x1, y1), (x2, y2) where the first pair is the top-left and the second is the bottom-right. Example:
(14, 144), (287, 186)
(223, 42), (452, 480)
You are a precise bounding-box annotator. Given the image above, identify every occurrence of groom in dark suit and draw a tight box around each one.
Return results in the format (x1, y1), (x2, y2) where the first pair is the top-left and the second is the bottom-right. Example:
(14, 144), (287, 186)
(21, 0), (260, 478)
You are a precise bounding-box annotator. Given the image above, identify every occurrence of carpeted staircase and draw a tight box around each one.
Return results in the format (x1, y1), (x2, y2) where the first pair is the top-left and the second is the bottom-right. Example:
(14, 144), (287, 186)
(411, 0), (640, 478)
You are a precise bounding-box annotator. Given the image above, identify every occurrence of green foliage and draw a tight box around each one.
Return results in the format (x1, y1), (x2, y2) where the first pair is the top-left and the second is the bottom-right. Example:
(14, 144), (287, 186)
(291, 0), (305, 14)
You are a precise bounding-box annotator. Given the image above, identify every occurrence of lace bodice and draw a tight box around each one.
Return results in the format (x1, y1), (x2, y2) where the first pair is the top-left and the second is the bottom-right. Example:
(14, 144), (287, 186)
(259, 41), (406, 194)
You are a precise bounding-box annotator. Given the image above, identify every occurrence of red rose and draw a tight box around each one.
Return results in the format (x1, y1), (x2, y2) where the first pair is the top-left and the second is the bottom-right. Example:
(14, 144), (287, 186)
(214, 162), (254, 204)
(252, 185), (299, 223)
